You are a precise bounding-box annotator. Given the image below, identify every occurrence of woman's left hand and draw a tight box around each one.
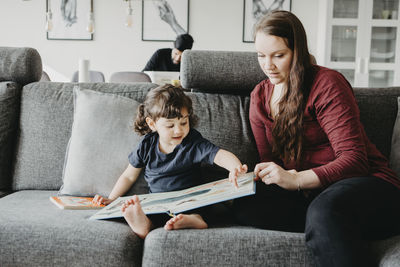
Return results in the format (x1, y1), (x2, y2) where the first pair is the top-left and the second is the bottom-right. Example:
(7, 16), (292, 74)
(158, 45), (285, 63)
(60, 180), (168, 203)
(254, 162), (299, 190)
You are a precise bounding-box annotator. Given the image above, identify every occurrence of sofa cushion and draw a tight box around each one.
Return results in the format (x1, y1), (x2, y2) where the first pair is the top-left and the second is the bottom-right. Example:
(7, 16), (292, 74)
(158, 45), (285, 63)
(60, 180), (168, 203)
(0, 82), (20, 191)
(0, 47), (42, 85)
(143, 226), (400, 266)
(390, 97), (400, 177)
(143, 227), (315, 266)
(60, 87), (148, 196)
(188, 92), (259, 179)
(181, 50), (266, 95)
(353, 87), (400, 158)
(0, 190), (143, 267)
(12, 82), (157, 191)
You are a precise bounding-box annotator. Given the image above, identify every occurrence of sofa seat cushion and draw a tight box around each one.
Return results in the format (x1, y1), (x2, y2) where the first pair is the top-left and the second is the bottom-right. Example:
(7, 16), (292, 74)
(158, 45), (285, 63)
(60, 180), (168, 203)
(0, 190), (143, 267)
(143, 227), (315, 266)
(143, 226), (400, 266)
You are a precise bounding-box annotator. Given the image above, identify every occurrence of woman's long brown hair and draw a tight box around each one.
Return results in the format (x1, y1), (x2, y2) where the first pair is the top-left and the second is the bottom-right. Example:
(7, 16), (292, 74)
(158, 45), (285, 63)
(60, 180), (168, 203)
(254, 10), (314, 164)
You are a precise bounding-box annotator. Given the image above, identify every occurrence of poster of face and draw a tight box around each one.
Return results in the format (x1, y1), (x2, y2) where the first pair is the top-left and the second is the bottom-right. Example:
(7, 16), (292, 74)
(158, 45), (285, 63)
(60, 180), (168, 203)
(243, 0), (291, 43)
(47, 0), (93, 40)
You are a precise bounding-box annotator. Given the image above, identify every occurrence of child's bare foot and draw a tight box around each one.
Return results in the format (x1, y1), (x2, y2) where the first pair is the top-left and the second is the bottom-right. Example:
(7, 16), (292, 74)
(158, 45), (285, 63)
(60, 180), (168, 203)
(122, 195), (152, 239)
(164, 213), (208, 230)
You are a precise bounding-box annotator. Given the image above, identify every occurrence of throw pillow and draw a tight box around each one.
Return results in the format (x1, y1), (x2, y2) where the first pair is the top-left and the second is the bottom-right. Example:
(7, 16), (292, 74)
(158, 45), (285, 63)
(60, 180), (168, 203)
(59, 87), (147, 196)
(390, 97), (400, 177)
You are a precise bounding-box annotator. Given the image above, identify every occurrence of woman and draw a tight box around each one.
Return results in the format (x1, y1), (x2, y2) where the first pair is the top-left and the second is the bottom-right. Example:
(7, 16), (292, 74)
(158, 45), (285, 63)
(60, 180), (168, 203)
(233, 10), (400, 267)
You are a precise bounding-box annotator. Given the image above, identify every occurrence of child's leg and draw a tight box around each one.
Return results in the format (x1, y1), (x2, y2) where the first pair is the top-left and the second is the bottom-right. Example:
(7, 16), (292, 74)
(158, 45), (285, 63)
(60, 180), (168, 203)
(121, 195), (153, 239)
(164, 213), (208, 230)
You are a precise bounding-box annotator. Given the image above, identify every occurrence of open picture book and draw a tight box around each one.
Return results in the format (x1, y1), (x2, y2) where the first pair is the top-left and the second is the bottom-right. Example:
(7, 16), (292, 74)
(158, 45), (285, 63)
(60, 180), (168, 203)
(50, 196), (105, 210)
(90, 172), (256, 220)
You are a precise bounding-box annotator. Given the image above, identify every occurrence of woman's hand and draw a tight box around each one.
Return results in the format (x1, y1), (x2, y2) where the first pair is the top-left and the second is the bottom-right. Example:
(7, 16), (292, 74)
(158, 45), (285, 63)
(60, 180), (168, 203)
(92, 194), (114, 206)
(229, 164), (248, 188)
(254, 162), (299, 190)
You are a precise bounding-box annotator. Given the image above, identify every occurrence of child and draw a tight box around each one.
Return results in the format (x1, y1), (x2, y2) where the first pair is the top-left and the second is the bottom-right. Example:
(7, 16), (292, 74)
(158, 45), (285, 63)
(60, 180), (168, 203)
(93, 84), (247, 239)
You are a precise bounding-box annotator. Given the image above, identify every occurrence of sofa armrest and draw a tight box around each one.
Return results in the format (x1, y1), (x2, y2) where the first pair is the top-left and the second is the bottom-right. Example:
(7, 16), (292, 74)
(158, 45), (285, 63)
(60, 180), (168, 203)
(0, 47), (42, 86)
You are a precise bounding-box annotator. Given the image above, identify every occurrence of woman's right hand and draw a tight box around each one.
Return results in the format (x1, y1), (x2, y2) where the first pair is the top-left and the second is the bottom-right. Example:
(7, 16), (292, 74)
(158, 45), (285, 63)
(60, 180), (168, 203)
(254, 162), (299, 191)
(92, 194), (114, 205)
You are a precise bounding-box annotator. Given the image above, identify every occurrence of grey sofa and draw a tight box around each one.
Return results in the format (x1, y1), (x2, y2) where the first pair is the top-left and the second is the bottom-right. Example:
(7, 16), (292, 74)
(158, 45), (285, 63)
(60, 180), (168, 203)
(0, 47), (399, 267)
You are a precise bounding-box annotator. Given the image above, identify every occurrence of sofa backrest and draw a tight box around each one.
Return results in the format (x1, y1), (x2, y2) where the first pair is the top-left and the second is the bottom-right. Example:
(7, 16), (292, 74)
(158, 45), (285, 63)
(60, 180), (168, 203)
(0, 47), (42, 86)
(353, 87), (400, 159)
(6, 49), (400, 193)
(181, 50), (400, 160)
(0, 47), (42, 192)
(181, 50), (265, 96)
(0, 82), (21, 192)
(12, 82), (157, 191)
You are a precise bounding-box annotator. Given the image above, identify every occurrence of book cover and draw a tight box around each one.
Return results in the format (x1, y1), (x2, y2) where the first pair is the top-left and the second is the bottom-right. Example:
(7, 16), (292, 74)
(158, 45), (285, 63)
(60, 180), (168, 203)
(90, 172), (256, 220)
(50, 196), (105, 210)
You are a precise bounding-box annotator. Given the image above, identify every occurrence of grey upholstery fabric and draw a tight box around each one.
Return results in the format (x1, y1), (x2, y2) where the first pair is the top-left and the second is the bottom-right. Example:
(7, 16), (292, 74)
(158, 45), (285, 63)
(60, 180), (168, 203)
(189, 92), (258, 179)
(143, 228), (400, 267)
(390, 97), (400, 177)
(40, 71), (51, 81)
(180, 50), (266, 95)
(60, 88), (143, 197)
(3, 48), (400, 267)
(0, 47), (42, 85)
(12, 82), (157, 191)
(143, 228), (315, 266)
(0, 190), (12, 198)
(0, 82), (20, 191)
(353, 87), (400, 158)
(0, 190), (143, 267)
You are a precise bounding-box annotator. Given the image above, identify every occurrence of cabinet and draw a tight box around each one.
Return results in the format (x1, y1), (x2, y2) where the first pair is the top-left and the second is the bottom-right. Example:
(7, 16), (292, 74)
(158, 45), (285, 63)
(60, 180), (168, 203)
(316, 0), (400, 87)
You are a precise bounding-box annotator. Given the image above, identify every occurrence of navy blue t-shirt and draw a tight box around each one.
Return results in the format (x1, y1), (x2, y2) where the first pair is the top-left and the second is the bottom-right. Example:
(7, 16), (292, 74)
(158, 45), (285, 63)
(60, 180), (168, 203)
(128, 129), (220, 193)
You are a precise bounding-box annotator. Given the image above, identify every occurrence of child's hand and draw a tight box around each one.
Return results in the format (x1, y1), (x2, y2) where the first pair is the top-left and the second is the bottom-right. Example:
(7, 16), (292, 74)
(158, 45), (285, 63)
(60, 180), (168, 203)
(229, 164), (248, 188)
(92, 194), (114, 205)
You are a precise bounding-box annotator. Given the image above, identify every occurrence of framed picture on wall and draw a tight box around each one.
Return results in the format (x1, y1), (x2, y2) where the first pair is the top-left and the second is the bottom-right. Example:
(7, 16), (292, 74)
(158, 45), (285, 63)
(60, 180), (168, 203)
(46, 0), (93, 40)
(243, 0), (291, 43)
(142, 0), (189, 42)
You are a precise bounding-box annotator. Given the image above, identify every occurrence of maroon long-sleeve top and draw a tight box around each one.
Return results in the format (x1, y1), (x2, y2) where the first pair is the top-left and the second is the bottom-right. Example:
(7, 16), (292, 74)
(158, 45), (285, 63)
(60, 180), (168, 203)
(250, 65), (400, 189)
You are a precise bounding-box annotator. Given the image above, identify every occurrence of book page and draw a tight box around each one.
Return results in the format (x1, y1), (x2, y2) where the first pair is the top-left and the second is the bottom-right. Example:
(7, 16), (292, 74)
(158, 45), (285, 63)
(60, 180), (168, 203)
(50, 196), (104, 210)
(90, 172), (255, 220)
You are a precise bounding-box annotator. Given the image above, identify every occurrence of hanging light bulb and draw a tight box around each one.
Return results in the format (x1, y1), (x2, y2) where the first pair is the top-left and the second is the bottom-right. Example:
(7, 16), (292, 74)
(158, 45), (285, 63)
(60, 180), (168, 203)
(45, 1), (53, 32)
(86, 0), (95, 33)
(45, 10), (53, 32)
(125, 0), (133, 27)
(86, 12), (95, 33)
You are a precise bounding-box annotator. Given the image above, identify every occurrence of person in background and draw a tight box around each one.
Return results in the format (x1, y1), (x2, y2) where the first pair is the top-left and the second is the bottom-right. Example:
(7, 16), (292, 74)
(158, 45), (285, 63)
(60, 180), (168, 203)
(231, 10), (400, 267)
(142, 34), (194, 72)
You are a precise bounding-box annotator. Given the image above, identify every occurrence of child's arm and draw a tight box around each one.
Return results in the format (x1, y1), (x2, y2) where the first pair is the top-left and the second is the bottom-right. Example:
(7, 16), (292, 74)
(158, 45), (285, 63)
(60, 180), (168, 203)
(93, 164), (142, 205)
(213, 149), (248, 188)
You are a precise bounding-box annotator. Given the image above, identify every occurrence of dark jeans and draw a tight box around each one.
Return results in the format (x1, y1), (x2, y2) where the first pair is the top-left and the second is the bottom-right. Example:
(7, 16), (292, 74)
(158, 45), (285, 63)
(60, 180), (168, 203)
(232, 177), (400, 267)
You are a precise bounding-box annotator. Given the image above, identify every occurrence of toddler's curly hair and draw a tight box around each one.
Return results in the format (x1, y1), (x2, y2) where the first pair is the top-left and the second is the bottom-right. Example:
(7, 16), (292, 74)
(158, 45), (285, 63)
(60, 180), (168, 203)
(134, 84), (198, 135)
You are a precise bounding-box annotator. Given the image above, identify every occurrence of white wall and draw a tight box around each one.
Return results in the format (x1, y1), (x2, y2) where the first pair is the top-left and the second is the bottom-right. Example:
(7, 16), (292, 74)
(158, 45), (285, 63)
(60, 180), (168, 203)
(1, 0), (319, 82)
